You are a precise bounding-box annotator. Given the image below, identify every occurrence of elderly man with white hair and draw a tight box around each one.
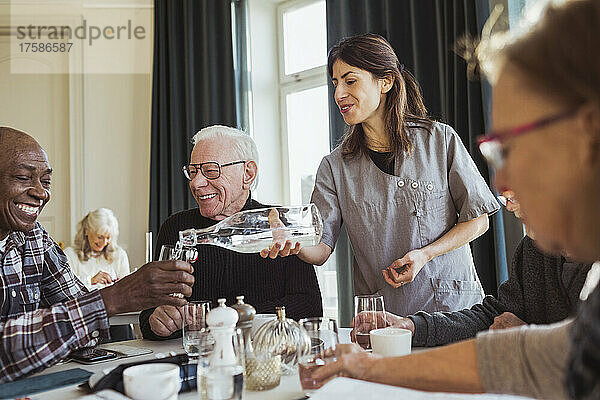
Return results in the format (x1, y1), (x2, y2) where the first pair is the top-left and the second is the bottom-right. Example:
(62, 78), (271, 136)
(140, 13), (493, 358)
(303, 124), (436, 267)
(139, 125), (323, 340)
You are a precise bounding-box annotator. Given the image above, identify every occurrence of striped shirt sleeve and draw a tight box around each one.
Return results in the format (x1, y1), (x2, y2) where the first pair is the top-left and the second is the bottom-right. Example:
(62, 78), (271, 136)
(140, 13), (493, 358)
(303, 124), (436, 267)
(0, 225), (111, 383)
(0, 290), (110, 382)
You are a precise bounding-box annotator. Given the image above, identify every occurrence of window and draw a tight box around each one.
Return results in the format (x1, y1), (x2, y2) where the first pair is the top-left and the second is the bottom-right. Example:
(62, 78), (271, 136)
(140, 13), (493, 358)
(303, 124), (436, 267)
(277, 0), (338, 320)
(497, 0), (564, 34)
(280, 0), (327, 77)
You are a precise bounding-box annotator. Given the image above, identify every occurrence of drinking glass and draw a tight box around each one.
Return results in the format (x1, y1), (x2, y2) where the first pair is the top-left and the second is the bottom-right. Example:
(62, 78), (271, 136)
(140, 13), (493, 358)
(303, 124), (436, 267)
(158, 244), (197, 298)
(194, 330), (216, 400)
(353, 294), (387, 350)
(158, 244), (198, 263)
(158, 244), (176, 261)
(183, 301), (212, 358)
(198, 328), (245, 400)
(298, 317), (338, 397)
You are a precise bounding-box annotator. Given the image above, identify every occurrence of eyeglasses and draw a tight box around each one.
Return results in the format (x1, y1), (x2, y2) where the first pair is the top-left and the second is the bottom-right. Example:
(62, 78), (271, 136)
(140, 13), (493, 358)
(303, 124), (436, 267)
(477, 109), (576, 170)
(182, 161), (246, 181)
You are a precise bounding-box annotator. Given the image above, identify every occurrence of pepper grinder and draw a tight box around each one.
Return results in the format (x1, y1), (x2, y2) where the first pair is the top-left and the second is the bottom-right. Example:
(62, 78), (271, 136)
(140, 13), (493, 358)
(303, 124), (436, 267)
(230, 295), (256, 350)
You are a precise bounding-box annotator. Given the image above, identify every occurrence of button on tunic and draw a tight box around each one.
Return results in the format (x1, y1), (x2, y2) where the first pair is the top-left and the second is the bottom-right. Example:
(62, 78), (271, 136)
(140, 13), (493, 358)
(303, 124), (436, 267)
(311, 122), (500, 315)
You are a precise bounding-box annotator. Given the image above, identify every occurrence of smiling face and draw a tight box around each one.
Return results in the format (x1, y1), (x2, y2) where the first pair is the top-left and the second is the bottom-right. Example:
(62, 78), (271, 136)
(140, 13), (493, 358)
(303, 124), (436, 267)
(331, 60), (388, 127)
(0, 130), (52, 240)
(86, 231), (111, 252)
(492, 64), (600, 261)
(188, 137), (256, 220)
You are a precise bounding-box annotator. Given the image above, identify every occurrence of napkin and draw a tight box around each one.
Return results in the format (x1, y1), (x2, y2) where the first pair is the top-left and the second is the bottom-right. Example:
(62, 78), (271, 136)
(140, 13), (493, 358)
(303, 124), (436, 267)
(0, 367), (93, 399)
(88, 354), (195, 394)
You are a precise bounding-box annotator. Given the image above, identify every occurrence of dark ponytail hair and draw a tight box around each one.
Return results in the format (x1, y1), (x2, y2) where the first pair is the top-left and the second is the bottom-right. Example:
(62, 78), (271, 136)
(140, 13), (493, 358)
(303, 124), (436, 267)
(327, 33), (431, 158)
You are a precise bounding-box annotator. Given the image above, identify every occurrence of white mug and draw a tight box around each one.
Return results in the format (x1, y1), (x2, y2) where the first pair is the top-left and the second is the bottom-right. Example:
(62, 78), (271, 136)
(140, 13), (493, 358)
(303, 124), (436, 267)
(123, 363), (181, 400)
(370, 327), (412, 357)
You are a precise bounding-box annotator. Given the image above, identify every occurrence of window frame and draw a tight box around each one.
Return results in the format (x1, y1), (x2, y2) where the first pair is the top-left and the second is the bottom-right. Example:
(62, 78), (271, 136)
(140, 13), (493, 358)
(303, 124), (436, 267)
(276, 0), (328, 204)
(277, 0), (327, 84)
(278, 75), (328, 204)
(275, 0), (338, 322)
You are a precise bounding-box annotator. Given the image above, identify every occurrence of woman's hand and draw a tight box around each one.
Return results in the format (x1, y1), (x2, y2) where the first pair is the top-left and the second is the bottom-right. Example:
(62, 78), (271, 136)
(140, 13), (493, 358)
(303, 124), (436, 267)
(91, 271), (113, 285)
(259, 240), (301, 259)
(311, 347), (381, 385)
(259, 208), (301, 258)
(382, 249), (430, 288)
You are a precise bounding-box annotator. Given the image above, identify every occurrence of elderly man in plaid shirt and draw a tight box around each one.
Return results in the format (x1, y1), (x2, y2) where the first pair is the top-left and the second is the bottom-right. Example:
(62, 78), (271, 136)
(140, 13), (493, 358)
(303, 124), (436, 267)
(0, 127), (195, 382)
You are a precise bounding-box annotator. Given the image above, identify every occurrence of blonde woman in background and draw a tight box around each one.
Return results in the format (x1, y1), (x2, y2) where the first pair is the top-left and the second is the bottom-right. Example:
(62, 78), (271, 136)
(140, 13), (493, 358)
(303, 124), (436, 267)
(65, 208), (130, 290)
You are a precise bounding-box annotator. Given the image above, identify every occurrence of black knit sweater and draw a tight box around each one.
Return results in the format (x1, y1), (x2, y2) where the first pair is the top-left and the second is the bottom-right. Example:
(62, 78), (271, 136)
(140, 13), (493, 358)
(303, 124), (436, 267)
(409, 235), (591, 347)
(139, 196), (323, 340)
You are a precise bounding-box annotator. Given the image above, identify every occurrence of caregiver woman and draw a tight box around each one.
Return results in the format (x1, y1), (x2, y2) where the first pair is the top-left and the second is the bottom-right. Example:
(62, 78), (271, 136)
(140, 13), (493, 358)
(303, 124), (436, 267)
(264, 33), (499, 315)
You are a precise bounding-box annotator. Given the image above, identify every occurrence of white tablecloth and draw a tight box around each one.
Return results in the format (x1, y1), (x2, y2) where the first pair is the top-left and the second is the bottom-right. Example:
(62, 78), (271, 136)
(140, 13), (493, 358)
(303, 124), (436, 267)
(33, 335), (309, 400)
(311, 378), (533, 400)
(30, 328), (532, 400)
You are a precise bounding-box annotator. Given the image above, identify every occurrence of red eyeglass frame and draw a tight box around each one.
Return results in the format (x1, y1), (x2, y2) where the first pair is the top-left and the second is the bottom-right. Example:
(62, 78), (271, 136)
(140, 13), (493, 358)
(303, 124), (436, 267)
(477, 109), (577, 147)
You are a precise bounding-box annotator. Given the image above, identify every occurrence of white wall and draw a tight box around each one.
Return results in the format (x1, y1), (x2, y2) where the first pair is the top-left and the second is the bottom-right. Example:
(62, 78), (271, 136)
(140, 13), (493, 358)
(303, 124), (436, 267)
(82, 73), (152, 268)
(77, 3), (153, 268)
(0, 1), (153, 269)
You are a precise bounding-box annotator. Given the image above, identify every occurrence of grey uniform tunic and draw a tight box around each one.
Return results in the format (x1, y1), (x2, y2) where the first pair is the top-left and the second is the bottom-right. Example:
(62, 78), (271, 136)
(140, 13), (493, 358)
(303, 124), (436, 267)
(311, 121), (499, 316)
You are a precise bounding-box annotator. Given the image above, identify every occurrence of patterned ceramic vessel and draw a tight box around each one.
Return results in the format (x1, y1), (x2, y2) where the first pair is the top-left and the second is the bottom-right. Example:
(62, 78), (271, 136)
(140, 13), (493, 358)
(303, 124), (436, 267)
(251, 306), (310, 375)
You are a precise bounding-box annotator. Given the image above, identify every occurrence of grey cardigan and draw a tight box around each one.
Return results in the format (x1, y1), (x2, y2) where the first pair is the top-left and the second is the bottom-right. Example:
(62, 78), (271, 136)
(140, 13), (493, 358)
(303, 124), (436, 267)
(409, 235), (591, 347)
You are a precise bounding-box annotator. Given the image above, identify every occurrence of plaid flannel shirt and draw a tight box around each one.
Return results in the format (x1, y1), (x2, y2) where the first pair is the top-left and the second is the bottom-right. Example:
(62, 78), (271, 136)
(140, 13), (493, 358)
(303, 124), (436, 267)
(0, 222), (110, 382)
